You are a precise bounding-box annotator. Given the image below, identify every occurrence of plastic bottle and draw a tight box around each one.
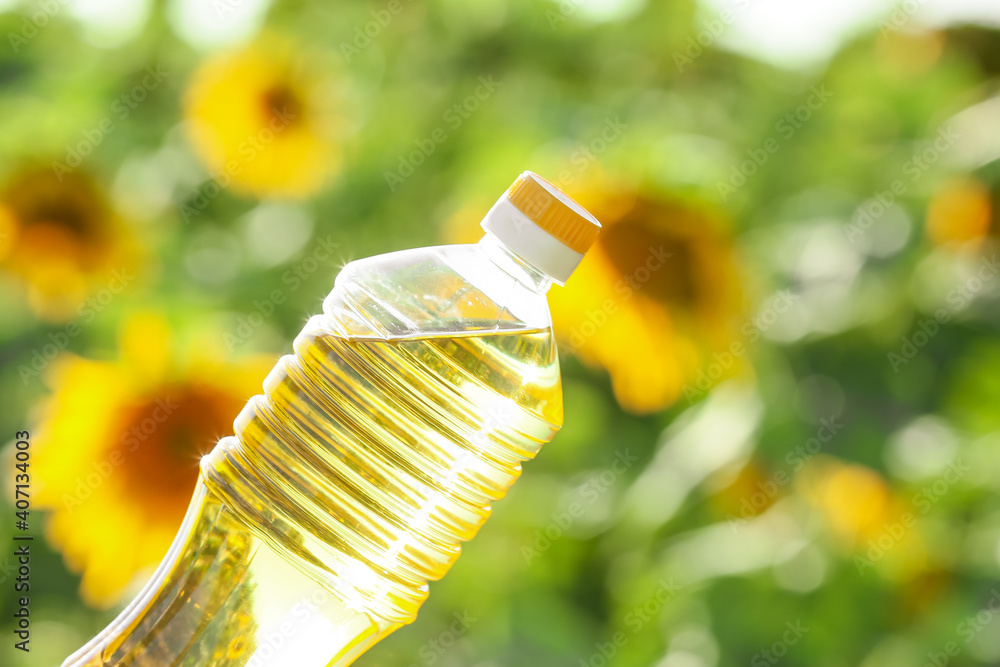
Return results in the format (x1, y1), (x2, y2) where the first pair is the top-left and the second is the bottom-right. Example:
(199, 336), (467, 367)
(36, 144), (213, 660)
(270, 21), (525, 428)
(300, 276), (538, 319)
(63, 172), (602, 667)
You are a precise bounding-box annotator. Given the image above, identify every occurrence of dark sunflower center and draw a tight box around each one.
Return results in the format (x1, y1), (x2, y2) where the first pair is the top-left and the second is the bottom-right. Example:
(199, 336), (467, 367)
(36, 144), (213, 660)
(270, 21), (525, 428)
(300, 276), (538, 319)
(30, 201), (89, 235)
(262, 84), (304, 126)
(4, 170), (107, 242)
(111, 384), (243, 510)
(599, 216), (700, 308)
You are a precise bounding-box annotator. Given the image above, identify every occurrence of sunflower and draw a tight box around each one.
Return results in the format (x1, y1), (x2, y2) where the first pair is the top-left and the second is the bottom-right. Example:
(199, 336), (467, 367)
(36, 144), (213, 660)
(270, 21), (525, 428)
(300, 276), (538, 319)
(444, 179), (743, 413)
(709, 460), (782, 524)
(796, 457), (927, 581)
(547, 185), (744, 413)
(925, 177), (993, 248)
(183, 38), (341, 200)
(0, 166), (135, 321)
(33, 313), (272, 607)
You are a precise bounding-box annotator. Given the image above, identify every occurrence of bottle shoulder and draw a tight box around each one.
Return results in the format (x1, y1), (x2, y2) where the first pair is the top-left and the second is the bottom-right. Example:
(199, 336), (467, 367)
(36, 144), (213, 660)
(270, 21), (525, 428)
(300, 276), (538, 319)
(324, 243), (553, 340)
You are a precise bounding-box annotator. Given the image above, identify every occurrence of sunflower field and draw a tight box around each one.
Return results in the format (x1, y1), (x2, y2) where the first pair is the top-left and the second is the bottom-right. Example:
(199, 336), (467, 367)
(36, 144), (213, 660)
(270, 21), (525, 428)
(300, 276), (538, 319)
(3, 0), (1000, 665)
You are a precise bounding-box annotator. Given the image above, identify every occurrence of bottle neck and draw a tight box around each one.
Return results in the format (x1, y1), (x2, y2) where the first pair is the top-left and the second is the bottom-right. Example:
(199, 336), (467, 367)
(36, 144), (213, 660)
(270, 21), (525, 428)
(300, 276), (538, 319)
(477, 232), (553, 295)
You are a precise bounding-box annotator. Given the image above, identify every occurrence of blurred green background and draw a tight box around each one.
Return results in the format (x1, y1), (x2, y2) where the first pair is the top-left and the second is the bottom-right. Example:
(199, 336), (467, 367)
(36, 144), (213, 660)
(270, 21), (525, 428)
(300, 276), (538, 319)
(3, 0), (1000, 665)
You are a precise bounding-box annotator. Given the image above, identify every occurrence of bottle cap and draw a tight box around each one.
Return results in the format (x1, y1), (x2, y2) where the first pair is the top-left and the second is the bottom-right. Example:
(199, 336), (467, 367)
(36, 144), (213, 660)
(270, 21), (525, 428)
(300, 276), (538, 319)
(481, 171), (602, 285)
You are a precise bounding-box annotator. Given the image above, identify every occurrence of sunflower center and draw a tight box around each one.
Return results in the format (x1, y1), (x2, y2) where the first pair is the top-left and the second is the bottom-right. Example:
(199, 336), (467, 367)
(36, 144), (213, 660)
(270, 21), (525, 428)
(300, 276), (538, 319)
(4, 169), (108, 244)
(599, 217), (700, 308)
(262, 84), (304, 126)
(111, 384), (242, 510)
(31, 202), (89, 234)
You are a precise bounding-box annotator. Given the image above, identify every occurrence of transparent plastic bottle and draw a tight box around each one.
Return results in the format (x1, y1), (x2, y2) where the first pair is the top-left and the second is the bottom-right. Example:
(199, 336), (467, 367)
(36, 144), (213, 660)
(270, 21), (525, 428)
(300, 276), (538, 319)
(63, 172), (602, 667)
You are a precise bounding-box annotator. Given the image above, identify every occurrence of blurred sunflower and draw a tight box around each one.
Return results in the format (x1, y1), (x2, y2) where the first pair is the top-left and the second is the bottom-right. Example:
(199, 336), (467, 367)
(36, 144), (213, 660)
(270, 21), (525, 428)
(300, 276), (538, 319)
(0, 166), (136, 321)
(925, 177), (993, 248)
(876, 30), (945, 77)
(797, 457), (928, 581)
(445, 178), (743, 413)
(550, 185), (744, 412)
(33, 313), (271, 607)
(708, 460), (782, 522)
(801, 458), (895, 543)
(184, 37), (342, 199)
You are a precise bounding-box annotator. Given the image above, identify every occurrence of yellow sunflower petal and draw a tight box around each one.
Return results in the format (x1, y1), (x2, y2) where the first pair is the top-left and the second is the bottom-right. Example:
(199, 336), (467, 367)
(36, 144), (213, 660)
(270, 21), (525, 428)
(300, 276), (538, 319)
(184, 39), (338, 199)
(34, 356), (127, 505)
(120, 311), (172, 389)
(926, 178), (992, 247)
(78, 502), (143, 608)
(34, 318), (272, 607)
(551, 250), (688, 411)
(0, 166), (137, 321)
(550, 188), (744, 413)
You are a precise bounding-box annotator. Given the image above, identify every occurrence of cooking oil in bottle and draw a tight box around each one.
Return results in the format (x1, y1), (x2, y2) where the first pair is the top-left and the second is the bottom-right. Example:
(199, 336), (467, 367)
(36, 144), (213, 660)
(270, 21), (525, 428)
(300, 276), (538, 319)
(63, 172), (601, 667)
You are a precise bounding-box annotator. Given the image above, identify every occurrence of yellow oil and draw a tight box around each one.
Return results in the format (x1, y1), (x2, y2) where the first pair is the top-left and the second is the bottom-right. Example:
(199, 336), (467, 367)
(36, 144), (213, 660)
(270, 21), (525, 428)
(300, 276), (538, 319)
(68, 324), (563, 667)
